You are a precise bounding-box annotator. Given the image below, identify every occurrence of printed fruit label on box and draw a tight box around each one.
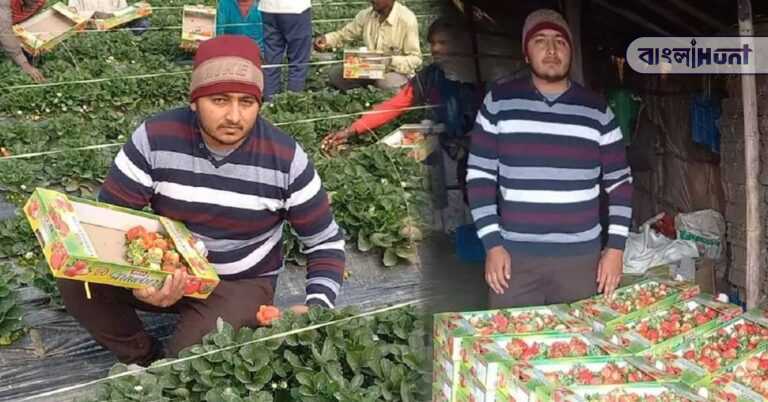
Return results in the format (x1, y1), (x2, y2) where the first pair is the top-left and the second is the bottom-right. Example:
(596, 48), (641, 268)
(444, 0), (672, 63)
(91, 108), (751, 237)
(24, 188), (219, 299)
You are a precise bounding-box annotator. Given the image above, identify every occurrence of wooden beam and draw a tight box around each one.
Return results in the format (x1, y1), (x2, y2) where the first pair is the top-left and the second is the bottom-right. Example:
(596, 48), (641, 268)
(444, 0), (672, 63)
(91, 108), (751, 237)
(564, 0), (585, 85)
(738, 0), (762, 309)
(636, 0), (704, 35)
(667, 0), (730, 33)
(592, 0), (673, 36)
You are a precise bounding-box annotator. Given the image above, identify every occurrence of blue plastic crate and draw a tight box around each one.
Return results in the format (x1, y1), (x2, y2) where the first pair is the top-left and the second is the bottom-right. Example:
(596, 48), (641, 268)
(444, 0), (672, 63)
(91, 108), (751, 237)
(454, 224), (486, 263)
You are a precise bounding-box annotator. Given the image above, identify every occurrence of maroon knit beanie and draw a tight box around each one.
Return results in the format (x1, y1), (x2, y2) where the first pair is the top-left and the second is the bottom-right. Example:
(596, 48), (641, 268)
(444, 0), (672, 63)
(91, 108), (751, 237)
(522, 9), (573, 59)
(189, 35), (264, 103)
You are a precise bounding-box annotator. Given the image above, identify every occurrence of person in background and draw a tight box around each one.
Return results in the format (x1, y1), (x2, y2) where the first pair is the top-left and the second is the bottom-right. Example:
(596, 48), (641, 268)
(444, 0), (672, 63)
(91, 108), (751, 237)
(466, 9), (632, 309)
(321, 18), (479, 153)
(216, 0), (265, 49)
(56, 36), (345, 366)
(314, 0), (421, 91)
(258, 0), (312, 101)
(0, 0), (46, 82)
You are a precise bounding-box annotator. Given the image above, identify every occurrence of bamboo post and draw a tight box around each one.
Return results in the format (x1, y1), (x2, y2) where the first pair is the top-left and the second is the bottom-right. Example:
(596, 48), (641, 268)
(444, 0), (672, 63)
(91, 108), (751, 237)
(738, 0), (762, 309)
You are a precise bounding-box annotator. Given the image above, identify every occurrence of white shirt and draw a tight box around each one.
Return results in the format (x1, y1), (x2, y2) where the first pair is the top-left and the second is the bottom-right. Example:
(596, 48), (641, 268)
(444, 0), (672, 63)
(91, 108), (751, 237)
(258, 0), (311, 14)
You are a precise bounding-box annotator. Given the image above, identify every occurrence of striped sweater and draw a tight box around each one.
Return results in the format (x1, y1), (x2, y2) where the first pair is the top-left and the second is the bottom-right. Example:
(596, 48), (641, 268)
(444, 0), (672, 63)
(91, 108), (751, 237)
(467, 78), (633, 256)
(99, 107), (345, 308)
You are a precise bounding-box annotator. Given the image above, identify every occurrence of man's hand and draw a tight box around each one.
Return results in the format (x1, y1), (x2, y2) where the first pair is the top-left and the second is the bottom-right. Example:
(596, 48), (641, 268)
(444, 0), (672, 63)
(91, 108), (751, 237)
(22, 65), (46, 83)
(597, 248), (624, 298)
(133, 269), (188, 308)
(313, 36), (328, 51)
(289, 304), (309, 315)
(321, 127), (354, 154)
(485, 246), (511, 295)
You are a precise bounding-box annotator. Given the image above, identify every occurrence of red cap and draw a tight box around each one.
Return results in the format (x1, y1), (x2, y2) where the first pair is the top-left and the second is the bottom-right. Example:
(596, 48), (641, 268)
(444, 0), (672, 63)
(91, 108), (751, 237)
(189, 35), (264, 103)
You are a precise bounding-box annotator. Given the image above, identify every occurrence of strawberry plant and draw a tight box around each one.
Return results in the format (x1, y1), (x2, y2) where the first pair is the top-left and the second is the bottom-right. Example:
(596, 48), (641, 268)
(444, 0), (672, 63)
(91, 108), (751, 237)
(0, 269), (24, 346)
(77, 304), (428, 402)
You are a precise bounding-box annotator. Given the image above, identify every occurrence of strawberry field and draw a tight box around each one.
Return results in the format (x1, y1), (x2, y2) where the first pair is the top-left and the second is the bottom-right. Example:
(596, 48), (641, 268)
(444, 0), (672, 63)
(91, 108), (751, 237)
(0, 0), (439, 399)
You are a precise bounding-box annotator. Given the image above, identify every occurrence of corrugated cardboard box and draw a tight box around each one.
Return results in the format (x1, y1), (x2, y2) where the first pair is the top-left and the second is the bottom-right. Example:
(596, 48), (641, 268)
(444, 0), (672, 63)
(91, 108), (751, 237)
(23, 188), (219, 299)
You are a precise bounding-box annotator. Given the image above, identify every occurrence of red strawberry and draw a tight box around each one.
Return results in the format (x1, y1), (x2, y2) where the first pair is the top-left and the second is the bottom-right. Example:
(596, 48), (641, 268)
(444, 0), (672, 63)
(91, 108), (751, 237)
(184, 277), (201, 295)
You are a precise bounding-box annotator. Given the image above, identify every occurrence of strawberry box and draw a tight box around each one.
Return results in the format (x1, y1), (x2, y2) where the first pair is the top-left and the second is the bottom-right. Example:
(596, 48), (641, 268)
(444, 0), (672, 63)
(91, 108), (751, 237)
(565, 383), (707, 402)
(379, 123), (442, 162)
(606, 295), (743, 354)
(181, 5), (216, 51)
(569, 279), (701, 334)
(434, 305), (591, 362)
(642, 315), (768, 385)
(464, 333), (626, 392)
(23, 188), (219, 299)
(522, 356), (663, 389)
(343, 49), (387, 80)
(460, 361), (557, 402)
(90, 1), (152, 31)
(434, 349), (461, 402)
(12, 2), (88, 56)
(693, 344), (768, 401)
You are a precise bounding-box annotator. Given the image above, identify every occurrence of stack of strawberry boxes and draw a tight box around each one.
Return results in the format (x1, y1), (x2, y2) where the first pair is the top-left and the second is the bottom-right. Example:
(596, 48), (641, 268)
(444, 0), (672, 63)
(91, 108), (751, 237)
(433, 278), (768, 401)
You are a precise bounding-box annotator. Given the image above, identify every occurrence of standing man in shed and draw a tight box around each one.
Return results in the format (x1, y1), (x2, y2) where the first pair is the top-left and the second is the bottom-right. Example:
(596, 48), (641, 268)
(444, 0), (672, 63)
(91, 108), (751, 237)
(466, 9), (633, 308)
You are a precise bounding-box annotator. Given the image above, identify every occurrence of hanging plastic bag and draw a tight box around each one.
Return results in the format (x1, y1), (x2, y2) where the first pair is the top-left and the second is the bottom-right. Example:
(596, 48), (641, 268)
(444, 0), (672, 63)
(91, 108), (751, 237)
(623, 213), (700, 275)
(675, 209), (725, 260)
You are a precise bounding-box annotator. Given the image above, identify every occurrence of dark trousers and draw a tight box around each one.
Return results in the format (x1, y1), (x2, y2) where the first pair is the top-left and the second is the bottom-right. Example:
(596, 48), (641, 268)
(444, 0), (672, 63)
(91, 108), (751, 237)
(57, 276), (276, 366)
(261, 9), (313, 100)
(488, 250), (601, 309)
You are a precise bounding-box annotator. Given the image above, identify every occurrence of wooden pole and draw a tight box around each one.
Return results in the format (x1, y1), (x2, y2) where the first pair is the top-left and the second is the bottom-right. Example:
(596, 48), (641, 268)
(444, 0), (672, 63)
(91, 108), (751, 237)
(738, 0), (762, 309)
(668, 0), (730, 33)
(591, 0), (673, 36)
(564, 0), (584, 86)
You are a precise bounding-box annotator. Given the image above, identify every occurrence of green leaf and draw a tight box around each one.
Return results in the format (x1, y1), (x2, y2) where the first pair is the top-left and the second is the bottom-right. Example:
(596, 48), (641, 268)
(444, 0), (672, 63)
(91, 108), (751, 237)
(356, 233), (372, 252)
(383, 248), (399, 267)
(284, 350), (303, 368)
(295, 372), (313, 388)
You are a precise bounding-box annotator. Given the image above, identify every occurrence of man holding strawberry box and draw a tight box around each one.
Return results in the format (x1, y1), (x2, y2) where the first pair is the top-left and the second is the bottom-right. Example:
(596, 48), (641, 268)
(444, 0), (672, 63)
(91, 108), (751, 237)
(55, 35), (346, 367)
(466, 9), (633, 308)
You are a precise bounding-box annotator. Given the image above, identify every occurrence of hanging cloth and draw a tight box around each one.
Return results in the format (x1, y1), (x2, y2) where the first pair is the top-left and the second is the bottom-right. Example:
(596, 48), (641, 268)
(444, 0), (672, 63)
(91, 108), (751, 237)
(607, 88), (641, 145)
(690, 93), (721, 154)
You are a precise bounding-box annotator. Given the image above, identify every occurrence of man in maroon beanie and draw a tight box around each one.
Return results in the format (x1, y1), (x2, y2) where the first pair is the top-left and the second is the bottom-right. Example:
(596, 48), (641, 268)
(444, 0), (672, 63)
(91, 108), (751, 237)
(55, 35), (346, 366)
(466, 9), (633, 308)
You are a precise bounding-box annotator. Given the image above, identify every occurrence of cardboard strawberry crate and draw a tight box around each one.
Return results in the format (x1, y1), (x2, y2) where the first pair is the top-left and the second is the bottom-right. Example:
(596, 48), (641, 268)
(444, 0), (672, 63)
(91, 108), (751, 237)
(434, 348), (461, 402)
(23, 188), (219, 299)
(605, 294), (743, 354)
(464, 333), (627, 393)
(641, 313), (768, 385)
(434, 304), (591, 362)
(90, 1), (152, 31)
(342, 49), (387, 80)
(13, 2), (88, 56)
(460, 360), (557, 402)
(379, 123), (443, 162)
(565, 382), (707, 402)
(692, 343), (768, 401)
(181, 5), (216, 51)
(433, 366), (457, 402)
(521, 356), (666, 390)
(569, 279), (701, 334)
